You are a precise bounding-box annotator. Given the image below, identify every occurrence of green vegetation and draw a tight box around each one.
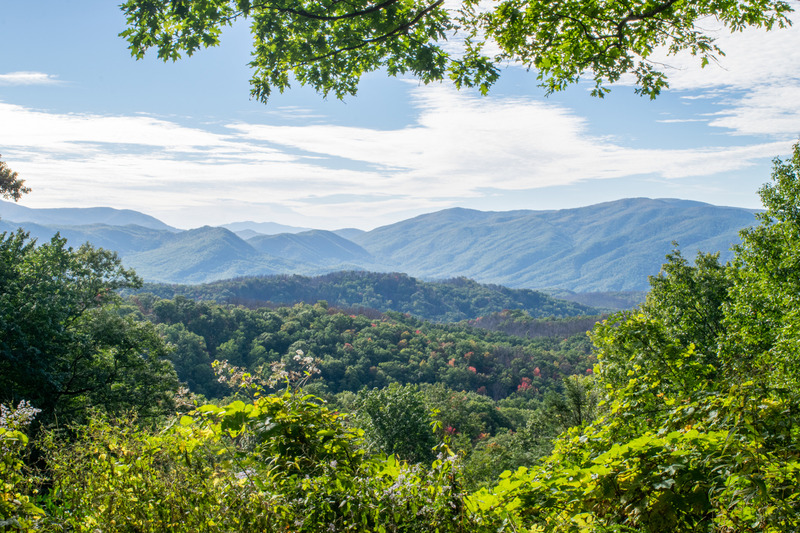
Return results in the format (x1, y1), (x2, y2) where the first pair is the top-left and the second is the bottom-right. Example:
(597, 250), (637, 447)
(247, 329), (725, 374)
(31, 393), (492, 532)
(119, 0), (792, 101)
(355, 383), (439, 464)
(132, 295), (595, 399)
(4, 145), (800, 531)
(0, 230), (177, 427)
(466, 144), (800, 531)
(0, 155), (30, 201)
(464, 309), (609, 339)
(135, 271), (597, 322)
(546, 289), (648, 311)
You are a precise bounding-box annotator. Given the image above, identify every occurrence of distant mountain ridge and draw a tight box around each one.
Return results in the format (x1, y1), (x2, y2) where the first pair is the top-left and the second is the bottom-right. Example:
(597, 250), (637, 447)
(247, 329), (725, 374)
(0, 200), (177, 231)
(350, 198), (758, 291)
(124, 226), (290, 283)
(0, 198), (759, 292)
(221, 220), (312, 235)
(246, 230), (372, 264)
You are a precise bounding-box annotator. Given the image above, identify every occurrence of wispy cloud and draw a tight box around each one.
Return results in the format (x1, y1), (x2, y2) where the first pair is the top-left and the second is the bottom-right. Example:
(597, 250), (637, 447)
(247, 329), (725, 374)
(227, 85), (788, 188)
(268, 105), (327, 121)
(708, 83), (800, 137)
(621, 18), (800, 138)
(0, 71), (63, 86)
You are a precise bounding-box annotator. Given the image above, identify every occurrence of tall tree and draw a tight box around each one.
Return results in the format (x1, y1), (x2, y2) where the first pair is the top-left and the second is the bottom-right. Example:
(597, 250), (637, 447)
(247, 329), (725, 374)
(356, 383), (438, 463)
(0, 230), (178, 425)
(723, 142), (800, 394)
(120, 0), (792, 101)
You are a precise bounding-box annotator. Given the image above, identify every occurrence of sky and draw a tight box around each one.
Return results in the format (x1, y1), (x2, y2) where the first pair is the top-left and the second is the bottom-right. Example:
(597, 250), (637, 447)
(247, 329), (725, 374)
(1, 1), (799, 230)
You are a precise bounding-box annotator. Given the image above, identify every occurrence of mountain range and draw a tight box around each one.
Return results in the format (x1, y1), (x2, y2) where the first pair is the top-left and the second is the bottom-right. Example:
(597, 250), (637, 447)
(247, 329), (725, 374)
(0, 198), (759, 292)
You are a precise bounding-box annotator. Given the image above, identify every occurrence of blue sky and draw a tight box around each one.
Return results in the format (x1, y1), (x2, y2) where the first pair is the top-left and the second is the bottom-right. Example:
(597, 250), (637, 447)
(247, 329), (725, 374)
(1, 1), (798, 230)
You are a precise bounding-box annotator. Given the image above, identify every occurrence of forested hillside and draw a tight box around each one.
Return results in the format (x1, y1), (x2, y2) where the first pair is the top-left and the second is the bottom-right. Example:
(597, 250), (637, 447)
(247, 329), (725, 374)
(133, 271), (597, 322)
(351, 198), (757, 291)
(463, 309), (609, 339)
(546, 288), (647, 310)
(128, 295), (596, 400)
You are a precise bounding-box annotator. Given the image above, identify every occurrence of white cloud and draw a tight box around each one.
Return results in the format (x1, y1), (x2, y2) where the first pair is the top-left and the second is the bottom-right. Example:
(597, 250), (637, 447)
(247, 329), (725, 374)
(0, 102), (288, 157)
(0, 71), (63, 86)
(708, 83), (800, 137)
(227, 85), (788, 189)
(620, 16), (800, 138)
(0, 81), (788, 231)
(0, 78), (792, 229)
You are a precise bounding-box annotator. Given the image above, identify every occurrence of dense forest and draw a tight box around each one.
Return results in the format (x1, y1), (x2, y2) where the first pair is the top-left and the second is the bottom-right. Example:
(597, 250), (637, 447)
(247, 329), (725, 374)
(128, 295), (596, 400)
(463, 309), (609, 339)
(132, 271), (598, 322)
(3, 145), (800, 531)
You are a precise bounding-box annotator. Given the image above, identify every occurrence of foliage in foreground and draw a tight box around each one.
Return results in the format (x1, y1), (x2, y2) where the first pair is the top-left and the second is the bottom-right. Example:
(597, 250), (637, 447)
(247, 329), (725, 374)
(119, 0), (793, 101)
(1, 402), (44, 531)
(0, 348), (590, 531)
(0, 230), (178, 428)
(1, 388), (504, 532)
(468, 144), (800, 531)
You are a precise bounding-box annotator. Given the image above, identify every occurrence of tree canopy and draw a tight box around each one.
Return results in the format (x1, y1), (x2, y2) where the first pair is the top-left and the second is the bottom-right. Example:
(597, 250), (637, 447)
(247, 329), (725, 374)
(0, 230), (178, 425)
(0, 155), (30, 202)
(467, 143), (800, 531)
(120, 0), (793, 101)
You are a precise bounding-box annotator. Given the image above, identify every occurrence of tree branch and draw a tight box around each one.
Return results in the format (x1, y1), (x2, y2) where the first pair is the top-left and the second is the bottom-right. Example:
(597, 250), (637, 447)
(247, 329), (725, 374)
(226, 0), (402, 23)
(299, 0), (445, 63)
(622, 0), (682, 25)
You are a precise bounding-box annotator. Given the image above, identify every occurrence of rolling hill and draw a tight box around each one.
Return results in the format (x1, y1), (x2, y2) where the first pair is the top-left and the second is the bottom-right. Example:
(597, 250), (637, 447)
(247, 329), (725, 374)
(133, 271), (599, 322)
(123, 226), (295, 283)
(246, 230), (374, 265)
